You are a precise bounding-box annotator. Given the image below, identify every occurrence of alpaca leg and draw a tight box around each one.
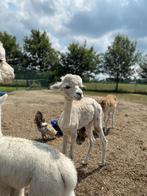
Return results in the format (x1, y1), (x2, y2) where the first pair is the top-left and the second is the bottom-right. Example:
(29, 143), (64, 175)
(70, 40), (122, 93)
(94, 111), (107, 166)
(62, 135), (69, 155)
(82, 123), (95, 165)
(10, 188), (25, 196)
(104, 111), (110, 133)
(69, 130), (77, 159)
(111, 108), (116, 128)
(68, 191), (75, 196)
(98, 127), (107, 166)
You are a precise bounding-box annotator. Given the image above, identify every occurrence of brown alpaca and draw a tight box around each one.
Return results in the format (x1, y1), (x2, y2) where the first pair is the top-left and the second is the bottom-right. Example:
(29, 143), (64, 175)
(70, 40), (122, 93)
(99, 95), (118, 133)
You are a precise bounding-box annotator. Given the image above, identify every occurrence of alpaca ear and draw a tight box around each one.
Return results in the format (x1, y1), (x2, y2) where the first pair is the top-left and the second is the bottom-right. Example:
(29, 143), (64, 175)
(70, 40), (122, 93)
(50, 82), (62, 89)
(81, 84), (86, 89)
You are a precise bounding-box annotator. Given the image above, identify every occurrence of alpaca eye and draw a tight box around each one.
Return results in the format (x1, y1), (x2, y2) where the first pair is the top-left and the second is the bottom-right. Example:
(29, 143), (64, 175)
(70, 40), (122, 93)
(65, 86), (71, 89)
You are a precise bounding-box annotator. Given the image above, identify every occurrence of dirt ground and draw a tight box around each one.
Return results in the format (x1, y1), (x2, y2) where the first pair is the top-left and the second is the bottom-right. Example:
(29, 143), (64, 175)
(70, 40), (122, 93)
(2, 90), (147, 196)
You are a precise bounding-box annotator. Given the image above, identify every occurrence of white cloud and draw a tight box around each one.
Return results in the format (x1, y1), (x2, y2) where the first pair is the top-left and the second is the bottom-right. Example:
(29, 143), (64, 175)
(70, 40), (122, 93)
(0, 0), (147, 53)
(70, 28), (128, 52)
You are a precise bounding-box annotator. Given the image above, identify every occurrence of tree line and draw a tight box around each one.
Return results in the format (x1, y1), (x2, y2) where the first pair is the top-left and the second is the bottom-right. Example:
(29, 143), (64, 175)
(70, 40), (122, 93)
(0, 29), (147, 91)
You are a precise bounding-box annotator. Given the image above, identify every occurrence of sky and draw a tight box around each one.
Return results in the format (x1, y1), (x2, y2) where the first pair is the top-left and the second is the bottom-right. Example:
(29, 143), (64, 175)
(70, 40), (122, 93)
(0, 0), (147, 54)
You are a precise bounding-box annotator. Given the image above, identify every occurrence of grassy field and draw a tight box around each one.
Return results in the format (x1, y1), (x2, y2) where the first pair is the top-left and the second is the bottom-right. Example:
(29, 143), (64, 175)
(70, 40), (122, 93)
(84, 82), (147, 94)
(0, 86), (27, 92)
(0, 86), (18, 92)
(0, 81), (147, 104)
(83, 82), (147, 104)
(85, 91), (147, 104)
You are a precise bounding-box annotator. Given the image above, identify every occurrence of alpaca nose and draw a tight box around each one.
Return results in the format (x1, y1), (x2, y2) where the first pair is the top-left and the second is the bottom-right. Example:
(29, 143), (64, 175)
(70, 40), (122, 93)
(75, 92), (83, 100)
(76, 92), (82, 97)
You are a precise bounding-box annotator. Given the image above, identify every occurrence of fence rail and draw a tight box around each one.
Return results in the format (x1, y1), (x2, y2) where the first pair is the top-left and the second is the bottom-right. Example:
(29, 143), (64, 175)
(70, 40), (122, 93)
(0, 80), (147, 94)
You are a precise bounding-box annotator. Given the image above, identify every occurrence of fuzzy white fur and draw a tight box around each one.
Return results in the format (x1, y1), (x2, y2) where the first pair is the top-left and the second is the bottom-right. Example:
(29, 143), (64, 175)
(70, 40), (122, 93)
(50, 74), (107, 166)
(0, 42), (15, 84)
(0, 94), (77, 196)
(0, 43), (77, 196)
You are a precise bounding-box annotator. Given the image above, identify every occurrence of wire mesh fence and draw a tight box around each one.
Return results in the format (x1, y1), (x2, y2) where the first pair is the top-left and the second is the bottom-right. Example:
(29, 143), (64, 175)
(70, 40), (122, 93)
(0, 79), (147, 94)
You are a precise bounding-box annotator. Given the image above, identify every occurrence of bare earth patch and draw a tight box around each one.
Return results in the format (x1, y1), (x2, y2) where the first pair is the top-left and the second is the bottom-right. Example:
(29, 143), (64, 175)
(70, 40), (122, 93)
(2, 90), (147, 196)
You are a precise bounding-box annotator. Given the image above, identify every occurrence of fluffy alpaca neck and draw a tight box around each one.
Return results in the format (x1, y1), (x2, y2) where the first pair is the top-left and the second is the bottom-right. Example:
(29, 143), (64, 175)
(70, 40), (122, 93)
(62, 97), (73, 127)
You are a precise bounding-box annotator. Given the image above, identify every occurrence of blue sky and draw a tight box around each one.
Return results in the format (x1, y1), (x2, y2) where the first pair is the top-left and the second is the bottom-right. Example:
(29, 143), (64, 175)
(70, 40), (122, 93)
(0, 0), (147, 54)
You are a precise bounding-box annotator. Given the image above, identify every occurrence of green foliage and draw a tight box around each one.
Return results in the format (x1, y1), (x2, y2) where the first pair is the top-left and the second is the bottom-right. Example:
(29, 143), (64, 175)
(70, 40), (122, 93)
(55, 42), (100, 81)
(15, 70), (49, 80)
(23, 29), (59, 72)
(101, 34), (139, 91)
(139, 54), (147, 80)
(0, 32), (22, 70)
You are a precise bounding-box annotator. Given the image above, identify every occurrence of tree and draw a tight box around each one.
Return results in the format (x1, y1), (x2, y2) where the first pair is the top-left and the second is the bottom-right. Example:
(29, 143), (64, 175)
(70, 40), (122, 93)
(0, 31), (22, 70)
(139, 54), (147, 80)
(101, 34), (139, 91)
(57, 42), (100, 81)
(23, 29), (59, 72)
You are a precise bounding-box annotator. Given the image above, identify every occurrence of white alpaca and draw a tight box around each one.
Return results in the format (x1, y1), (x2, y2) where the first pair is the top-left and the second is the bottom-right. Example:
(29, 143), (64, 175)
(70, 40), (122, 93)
(99, 95), (118, 133)
(0, 43), (77, 196)
(50, 74), (107, 166)
(0, 42), (15, 83)
(0, 94), (77, 196)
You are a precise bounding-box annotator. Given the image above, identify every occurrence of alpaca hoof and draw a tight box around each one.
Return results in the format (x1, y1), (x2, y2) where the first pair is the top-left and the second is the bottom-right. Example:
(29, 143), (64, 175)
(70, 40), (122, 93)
(81, 160), (88, 166)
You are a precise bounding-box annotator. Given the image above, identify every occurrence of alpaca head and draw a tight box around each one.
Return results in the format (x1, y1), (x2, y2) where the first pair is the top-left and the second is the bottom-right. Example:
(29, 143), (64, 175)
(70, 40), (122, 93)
(0, 42), (15, 84)
(50, 74), (84, 100)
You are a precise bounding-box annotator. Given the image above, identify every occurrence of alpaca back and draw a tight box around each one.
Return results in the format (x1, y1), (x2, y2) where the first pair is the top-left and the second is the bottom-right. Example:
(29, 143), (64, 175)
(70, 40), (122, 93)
(100, 95), (118, 112)
(71, 97), (98, 129)
(0, 136), (77, 196)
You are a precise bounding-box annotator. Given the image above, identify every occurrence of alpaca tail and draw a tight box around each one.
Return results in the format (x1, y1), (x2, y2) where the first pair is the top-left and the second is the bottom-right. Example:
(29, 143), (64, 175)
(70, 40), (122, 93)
(58, 155), (77, 196)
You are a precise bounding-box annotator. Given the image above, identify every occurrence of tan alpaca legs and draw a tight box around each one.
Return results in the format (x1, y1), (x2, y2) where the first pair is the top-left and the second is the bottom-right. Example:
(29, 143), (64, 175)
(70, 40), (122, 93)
(111, 108), (116, 128)
(103, 111), (110, 133)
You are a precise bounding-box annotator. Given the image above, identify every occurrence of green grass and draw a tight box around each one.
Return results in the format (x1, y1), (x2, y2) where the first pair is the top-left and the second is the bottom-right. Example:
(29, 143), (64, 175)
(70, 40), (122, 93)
(0, 86), (26, 92)
(85, 91), (147, 104)
(84, 82), (147, 94)
(84, 82), (147, 104)
(0, 81), (147, 104)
